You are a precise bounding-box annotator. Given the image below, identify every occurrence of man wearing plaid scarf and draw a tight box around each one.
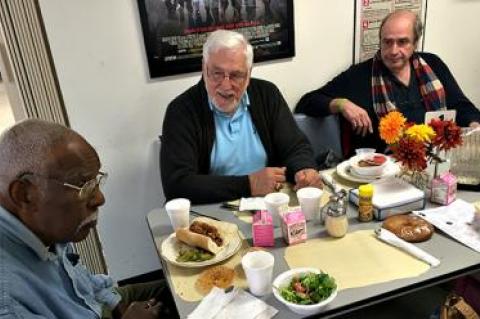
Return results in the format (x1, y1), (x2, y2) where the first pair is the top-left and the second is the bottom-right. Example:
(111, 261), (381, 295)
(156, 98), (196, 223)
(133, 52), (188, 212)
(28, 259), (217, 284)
(297, 10), (480, 157)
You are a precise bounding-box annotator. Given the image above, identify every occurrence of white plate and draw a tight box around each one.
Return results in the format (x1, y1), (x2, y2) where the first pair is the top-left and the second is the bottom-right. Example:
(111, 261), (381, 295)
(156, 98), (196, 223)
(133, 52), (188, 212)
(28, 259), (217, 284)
(348, 168), (383, 179)
(336, 159), (400, 183)
(160, 229), (242, 268)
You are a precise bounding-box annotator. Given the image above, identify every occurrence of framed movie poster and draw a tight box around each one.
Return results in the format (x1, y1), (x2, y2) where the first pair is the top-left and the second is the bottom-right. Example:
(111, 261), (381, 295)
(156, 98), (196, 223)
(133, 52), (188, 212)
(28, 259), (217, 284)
(138, 0), (295, 78)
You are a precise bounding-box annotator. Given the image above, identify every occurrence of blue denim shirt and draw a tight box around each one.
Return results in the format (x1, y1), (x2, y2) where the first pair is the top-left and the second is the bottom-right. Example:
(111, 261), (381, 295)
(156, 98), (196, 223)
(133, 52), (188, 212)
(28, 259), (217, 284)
(0, 205), (121, 319)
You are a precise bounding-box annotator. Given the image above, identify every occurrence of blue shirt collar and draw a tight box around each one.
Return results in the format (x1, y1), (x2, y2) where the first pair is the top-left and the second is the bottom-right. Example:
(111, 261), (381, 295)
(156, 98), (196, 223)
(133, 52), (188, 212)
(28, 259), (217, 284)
(209, 91), (267, 176)
(0, 205), (56, 261)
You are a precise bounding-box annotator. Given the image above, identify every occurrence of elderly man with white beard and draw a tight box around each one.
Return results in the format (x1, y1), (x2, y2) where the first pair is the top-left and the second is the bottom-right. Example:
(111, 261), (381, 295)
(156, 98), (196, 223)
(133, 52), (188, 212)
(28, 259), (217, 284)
(161, 30), (323, 204)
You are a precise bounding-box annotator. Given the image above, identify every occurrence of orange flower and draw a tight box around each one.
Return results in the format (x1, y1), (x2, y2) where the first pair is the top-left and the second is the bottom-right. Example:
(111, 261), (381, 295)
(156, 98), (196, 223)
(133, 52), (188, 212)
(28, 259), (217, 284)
(391, 137), (428, 171)
(379, 111), (407, 144)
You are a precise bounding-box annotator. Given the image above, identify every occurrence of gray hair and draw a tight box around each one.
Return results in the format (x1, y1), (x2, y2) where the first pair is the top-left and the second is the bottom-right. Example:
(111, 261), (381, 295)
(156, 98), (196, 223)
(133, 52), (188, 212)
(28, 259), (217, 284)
(379, 10), (423, 44)
(0, 119), (83, 185)
(202, 30), (254, 68)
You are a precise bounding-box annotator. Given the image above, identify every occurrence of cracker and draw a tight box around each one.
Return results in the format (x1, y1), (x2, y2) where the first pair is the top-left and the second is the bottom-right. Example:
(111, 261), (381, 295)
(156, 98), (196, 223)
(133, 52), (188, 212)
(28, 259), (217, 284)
(195, 265), (235, 295)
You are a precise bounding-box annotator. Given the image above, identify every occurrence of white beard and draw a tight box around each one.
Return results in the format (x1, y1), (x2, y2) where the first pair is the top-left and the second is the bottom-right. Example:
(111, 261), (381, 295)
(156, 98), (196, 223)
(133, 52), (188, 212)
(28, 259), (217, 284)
(75, 211), (98, 233)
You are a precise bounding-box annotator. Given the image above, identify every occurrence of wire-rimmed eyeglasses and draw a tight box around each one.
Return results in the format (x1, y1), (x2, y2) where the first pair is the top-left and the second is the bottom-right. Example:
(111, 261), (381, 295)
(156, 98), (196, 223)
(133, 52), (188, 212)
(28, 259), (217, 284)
(18, 171), (108, 200)
(206, 67), (248, 85)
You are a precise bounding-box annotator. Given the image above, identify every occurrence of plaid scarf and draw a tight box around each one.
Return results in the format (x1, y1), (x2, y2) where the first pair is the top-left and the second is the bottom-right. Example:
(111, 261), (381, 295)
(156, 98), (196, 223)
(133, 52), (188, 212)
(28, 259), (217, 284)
(371, 51), (446, 118)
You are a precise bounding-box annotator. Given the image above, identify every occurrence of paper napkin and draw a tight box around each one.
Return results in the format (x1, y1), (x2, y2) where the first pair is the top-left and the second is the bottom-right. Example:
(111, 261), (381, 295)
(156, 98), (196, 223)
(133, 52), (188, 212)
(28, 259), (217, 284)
(376, 228), (440, 267)
(188, 287), (277, 319)
(239, 197), (266, 211)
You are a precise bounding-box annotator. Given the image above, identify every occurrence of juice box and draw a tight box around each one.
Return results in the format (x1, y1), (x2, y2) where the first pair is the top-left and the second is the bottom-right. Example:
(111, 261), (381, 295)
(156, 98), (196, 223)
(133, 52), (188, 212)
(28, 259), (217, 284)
(252, 210), (274, 247)
(281, 208), (307, 245)
(431, 172), (457, 205)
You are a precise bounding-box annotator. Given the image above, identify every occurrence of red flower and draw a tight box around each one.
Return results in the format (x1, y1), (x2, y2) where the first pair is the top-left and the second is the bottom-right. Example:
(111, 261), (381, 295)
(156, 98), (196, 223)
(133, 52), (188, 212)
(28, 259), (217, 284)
(390, 137), (428, 171)
(429, 119), (463, 151)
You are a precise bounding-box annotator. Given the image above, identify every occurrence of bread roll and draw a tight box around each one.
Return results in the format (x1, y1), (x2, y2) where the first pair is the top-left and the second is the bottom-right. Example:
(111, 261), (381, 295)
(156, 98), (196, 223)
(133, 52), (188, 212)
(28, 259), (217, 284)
(382, 215), (434, 243)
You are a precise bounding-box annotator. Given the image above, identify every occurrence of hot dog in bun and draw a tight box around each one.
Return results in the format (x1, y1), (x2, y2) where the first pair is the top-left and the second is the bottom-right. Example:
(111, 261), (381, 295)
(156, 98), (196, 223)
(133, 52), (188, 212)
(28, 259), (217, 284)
(176, 220), (224, 254)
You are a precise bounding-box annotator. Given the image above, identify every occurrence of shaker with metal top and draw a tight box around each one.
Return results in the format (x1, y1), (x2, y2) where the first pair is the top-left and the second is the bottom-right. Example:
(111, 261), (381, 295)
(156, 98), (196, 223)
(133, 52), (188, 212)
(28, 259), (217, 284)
(324, 189), (349, 238)
(320, 189), (347, 223)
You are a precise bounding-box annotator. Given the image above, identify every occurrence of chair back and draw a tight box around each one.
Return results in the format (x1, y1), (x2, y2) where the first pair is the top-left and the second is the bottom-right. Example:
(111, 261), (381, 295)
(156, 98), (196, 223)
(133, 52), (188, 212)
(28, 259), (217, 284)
(294, 114), (343, 160)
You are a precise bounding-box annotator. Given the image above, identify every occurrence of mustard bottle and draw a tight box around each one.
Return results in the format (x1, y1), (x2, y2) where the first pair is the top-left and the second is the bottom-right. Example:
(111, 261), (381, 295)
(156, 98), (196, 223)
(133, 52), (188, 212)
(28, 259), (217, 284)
(358, 184), (374, 222)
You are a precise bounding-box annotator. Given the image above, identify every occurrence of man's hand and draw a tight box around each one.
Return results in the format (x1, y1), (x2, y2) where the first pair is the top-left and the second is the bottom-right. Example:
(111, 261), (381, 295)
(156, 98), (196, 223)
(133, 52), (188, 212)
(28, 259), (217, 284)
(249, 167), (286, 196)
(122, 299), (160, 319)
(332, 99), (373, 136)
(294, 168), (323, 191)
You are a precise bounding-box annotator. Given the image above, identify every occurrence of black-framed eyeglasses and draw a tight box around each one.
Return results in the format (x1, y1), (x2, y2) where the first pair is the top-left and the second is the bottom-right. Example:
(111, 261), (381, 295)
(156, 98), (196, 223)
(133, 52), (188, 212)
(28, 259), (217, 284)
(18, 171), (108, 200)
(206, 67), (248, 85)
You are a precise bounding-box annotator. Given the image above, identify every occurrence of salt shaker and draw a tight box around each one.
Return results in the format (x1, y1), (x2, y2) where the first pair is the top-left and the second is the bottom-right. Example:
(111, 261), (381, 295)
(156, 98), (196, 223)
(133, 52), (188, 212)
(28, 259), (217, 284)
(324, 190), (349, 237)
(320, 189), (347, 224)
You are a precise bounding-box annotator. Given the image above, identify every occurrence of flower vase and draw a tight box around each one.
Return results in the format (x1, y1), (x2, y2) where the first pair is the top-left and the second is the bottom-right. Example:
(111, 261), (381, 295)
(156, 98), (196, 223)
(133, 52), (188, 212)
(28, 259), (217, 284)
(433, 161), (440, 180)
(412, 171), (430, 192)
(429, 146), (453, 177)
(400, 169), (430, 193)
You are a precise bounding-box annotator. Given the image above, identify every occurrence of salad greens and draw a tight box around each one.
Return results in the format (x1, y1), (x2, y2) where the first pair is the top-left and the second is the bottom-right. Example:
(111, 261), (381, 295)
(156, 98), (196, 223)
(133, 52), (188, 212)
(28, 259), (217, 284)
(176, 247), (214, 262)
(279, 272), (336, 305)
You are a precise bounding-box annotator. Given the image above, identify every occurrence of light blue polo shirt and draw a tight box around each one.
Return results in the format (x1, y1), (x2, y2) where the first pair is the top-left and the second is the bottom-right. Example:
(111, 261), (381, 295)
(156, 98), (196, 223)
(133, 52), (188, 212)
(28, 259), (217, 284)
(209, 93), (267, 176)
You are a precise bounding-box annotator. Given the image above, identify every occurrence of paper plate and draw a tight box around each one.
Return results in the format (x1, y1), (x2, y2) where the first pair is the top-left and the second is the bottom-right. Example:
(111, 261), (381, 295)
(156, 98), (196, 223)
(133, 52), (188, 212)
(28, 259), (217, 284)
(160, 219), (242, 268)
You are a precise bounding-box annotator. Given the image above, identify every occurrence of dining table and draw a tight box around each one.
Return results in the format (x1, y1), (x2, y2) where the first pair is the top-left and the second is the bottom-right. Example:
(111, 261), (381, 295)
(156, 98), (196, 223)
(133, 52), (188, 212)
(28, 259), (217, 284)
(146, 170), (480, 318)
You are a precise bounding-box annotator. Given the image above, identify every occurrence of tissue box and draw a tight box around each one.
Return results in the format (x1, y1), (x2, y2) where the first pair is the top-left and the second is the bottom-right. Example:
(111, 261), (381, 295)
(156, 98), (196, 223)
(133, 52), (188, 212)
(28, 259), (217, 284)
(281, 209), (307, 245)
(252, 210), (274, 247)
(431, 172), (457, 205)
(349, 178), (426, 220)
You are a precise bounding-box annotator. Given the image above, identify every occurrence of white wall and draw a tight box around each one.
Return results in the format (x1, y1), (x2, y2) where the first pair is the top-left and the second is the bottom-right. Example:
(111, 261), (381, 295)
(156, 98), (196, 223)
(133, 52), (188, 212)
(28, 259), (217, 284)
(423, 0), (480, 106)
(38, 0), (353, 280)
(38, 0), (480, 280)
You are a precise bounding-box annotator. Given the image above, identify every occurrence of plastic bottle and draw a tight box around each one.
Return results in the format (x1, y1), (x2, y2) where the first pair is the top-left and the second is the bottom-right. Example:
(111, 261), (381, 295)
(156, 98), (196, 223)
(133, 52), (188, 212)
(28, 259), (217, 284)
(358, 184), (374, 222)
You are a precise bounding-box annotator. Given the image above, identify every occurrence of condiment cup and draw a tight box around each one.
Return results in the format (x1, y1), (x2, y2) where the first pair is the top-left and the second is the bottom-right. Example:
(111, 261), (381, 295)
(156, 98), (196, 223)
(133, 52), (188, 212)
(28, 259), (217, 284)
(296, 187), (323, 221)
(165, 198), (190, 230)
(241, 251), (275, 296)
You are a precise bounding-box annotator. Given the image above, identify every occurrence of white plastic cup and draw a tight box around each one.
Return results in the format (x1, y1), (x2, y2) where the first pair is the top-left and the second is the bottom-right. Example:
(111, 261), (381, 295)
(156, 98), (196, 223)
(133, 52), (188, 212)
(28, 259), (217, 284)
(264, 192), (290, 226)
(355, 148), (376, 155)
(241, 251), (275, 296)
(297, 187), (323, 221)
(165, 198), (190, 230)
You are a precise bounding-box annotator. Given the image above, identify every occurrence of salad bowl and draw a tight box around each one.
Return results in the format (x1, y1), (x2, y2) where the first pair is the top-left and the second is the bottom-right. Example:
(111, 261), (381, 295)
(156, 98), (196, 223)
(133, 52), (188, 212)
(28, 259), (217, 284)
(272, 267), (337, 315)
